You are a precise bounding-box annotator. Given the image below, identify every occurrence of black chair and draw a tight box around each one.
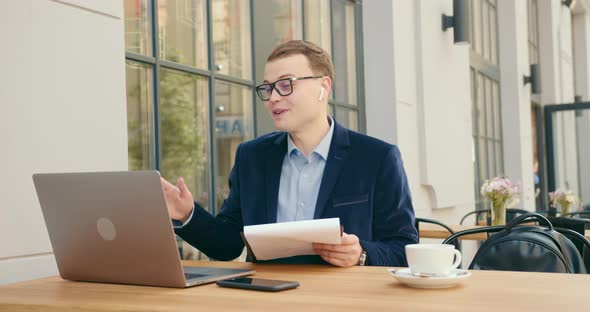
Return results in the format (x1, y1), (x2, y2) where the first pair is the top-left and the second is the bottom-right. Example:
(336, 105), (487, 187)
(548, 217), (590, 272)
(443, 215), (590, 273)
(414, 217), (462, 255)
(459, 208), (530, 225)
(562, 211), (590, 219)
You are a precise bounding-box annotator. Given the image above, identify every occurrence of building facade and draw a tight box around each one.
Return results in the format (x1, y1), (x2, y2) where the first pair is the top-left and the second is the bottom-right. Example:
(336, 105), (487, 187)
(2, 0), (590, 283)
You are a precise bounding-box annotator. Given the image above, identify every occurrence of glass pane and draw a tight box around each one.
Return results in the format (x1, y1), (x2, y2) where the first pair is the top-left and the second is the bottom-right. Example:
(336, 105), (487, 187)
(482, 1), (490, 61)
(470, 68), (477, 133)
(493, 82), (502, 139)
(126, 60), (154, 170)
(469, 67), (478, 136)
(527, 0), (533, 44)
(214, 81), (254, 214)
(496, 141), (503, 176)
(528, 0), (539, 65)
(272, 0), (303, 44)
(332, 0), (357, 105)
(478, 137), (488, 183)
(335, 107), (359, 132)
(472, 0), (482, 55)
(124, 0), (152, 55)
(575, 110), (590, 209)
(485, 78), (493, 138)
(472, 137), (479, 181)
(158, 0), (208, 68)
(473, 137), (483, 212)
(212, 0), (252, 79)
(488, 140), (496, 175)
(159, 68), (210, 210)
(490, 6), (498, 65)
(532, 1), (539, 46)
(526, 0), (534, 63)
(477, 73), (485, 135)
(304, 0), (332, 56)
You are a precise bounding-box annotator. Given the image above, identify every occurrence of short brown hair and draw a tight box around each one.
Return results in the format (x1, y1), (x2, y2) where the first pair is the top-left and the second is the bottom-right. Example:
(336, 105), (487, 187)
(267, 40), (334, 83)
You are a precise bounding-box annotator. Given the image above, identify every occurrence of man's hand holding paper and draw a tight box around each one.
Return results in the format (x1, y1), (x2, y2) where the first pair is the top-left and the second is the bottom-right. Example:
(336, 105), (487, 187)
(312, 233), (363, 268)
(243, 218), (343, 261)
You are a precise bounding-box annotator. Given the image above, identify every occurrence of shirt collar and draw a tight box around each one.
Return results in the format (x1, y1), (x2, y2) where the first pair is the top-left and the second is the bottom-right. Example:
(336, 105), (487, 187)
(287, 116), (334, 160)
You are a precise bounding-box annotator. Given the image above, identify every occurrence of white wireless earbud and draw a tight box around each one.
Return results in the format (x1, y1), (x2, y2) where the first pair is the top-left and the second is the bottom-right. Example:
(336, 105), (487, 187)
(319, 87), (325, 101)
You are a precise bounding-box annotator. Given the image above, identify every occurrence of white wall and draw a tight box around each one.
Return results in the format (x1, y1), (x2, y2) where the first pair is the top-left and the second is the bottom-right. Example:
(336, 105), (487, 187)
(539, 0), (563, 105)
(573, 1), (590, 208)
(363, 0), (590, 262)
(497, 0), (535, 210)
(413, 0), (474, 214)
(538, 0), (583, 195)
(0, 0), (127, 284)
(363, 0), (477, 265)
(363, 0), (474, 225)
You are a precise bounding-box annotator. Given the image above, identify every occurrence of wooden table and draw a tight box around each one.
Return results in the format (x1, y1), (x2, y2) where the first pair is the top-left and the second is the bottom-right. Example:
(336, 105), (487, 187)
(0, 260), (587, 311)
(419, 223), (590, 240)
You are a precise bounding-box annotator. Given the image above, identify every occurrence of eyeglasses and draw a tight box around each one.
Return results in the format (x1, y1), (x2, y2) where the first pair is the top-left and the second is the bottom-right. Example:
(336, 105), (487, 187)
(255, 76), (323, 101)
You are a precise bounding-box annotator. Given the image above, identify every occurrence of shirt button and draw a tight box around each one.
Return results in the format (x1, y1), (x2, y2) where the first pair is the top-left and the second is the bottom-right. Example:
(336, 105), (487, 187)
(302, 174), (309, 178)
(299, 202), (305, 207)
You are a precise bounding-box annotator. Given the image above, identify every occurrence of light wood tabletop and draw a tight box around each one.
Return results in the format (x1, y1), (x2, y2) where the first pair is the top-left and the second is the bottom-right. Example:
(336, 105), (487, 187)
(419, 223), (590, 241)
(0, 260), (587, 311)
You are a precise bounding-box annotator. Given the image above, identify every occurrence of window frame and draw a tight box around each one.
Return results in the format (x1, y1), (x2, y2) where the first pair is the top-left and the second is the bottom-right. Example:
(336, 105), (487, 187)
(470, 0), (503, 212)
(125, 0), (366, 214)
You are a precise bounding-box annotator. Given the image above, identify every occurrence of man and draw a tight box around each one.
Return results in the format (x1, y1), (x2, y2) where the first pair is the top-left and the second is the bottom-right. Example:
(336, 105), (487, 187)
(161, 40), (417, 267)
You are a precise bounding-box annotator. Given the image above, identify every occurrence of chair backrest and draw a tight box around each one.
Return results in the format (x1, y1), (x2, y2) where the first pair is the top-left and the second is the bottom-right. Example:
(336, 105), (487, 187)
(414, 218), (462, 256)
(444, 213), (590, 274)
(415, 217), (455, 234)
(547, 217), (587, 236)
(459, 208), (530, 225)
(562, 211), (590, 221)
(548, 216), (590, 272)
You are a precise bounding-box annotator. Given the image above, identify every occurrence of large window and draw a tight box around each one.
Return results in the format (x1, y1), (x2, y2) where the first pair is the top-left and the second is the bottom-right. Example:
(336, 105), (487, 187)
(253, 0), (364, 134)
(470, 0), (503, 212)
(331, 0), (362, 131)
(124, 0), (364, 260)
(125, 0), (254, 260)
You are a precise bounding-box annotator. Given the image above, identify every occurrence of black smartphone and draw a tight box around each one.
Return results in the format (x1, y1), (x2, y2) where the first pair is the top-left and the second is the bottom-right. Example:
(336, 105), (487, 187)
(216, 277), (299, 292)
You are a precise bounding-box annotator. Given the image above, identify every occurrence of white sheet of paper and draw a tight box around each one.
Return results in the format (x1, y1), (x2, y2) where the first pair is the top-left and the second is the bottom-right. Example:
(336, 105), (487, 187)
(243, 218), (342, 260)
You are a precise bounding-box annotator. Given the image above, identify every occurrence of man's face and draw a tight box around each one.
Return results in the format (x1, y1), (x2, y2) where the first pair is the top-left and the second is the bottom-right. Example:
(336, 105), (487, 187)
(262, 54), (328, 133)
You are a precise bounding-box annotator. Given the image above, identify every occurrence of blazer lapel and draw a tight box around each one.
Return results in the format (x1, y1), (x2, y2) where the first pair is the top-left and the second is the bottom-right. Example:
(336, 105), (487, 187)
(265, 133), (287, 223)
(314, 121), (350, 219)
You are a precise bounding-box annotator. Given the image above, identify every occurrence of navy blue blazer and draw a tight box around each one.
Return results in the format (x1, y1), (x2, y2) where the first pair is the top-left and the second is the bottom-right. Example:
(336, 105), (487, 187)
(175, 120), (418, 266)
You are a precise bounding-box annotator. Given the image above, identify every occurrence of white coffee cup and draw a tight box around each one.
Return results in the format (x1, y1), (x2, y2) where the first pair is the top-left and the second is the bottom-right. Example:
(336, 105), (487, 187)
(405, 244), (462, 276)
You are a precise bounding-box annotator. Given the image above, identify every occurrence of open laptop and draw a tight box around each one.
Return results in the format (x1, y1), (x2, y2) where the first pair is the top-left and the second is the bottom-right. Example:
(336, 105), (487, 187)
(32, 170), (254, 288)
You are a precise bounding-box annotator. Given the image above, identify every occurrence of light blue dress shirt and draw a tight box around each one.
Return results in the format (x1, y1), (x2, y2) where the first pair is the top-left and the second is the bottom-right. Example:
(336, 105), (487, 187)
(175, 117), (334, 228)
(276, 117), (334, 222)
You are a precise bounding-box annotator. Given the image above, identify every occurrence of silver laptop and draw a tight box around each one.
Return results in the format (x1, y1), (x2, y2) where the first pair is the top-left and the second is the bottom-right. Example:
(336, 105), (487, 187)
(32, 170), (254, 288)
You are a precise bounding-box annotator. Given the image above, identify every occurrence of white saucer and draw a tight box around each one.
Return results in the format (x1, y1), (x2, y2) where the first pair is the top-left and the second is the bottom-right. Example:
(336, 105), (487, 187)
(388, 268), (471, 289)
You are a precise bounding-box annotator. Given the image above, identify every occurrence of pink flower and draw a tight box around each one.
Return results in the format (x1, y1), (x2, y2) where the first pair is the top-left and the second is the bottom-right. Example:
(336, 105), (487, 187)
(480, 176), (520, 207)
(548, 189), (578, 208)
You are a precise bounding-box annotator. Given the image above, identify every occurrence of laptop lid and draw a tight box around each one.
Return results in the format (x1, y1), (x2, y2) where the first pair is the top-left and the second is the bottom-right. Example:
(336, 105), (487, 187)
(33, 171), (253, 288)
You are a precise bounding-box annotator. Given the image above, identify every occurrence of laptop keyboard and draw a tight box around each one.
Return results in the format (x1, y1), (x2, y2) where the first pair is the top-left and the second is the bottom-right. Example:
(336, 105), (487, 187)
(184, 273), (207, 280)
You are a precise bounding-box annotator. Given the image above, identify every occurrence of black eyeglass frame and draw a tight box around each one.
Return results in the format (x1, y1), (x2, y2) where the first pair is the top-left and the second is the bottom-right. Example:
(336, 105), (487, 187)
(255, 76), (324, 101)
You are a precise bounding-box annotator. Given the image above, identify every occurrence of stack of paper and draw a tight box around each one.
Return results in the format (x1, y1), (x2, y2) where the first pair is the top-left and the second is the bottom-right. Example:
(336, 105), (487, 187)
(243, 218), (342, 260)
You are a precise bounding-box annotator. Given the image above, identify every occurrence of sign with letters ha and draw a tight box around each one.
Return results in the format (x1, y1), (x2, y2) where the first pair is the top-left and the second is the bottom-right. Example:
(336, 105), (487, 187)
(216, 116), (248, 138)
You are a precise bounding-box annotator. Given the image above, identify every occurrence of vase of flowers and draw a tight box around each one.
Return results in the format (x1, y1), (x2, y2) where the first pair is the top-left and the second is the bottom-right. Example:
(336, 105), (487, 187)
(548, 189), (578, 216)
(480, 177), (520, 226)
